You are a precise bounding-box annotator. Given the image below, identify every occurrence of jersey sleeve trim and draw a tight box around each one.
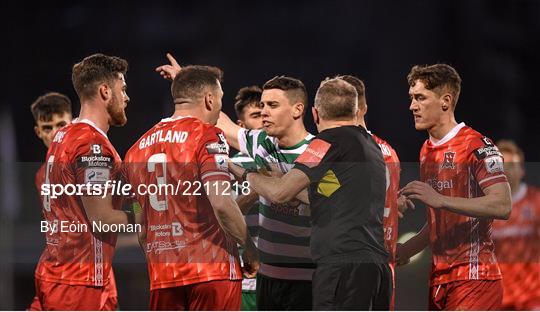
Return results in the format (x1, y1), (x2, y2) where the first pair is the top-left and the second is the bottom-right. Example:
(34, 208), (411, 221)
(201, 171), (232, 183)
(478, 174), (507, 188)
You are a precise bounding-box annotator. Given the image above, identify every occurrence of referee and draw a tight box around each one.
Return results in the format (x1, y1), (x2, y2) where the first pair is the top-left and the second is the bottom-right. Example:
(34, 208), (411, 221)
(229, 77), (391, 310)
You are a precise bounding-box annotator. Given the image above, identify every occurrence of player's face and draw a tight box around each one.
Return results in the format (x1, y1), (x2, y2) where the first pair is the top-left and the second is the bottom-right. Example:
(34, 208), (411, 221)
(238, 104), (263, 130)
(34, 113), (72, 148)
(260, 89), (296, 138)
(107, 73), (129, 127)
(409, 81), (444, 131)
(501, 151), (524, 188)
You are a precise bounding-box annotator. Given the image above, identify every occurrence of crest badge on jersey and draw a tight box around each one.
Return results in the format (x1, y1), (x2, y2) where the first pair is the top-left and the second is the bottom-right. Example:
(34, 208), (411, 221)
(441, 151), (456, 169)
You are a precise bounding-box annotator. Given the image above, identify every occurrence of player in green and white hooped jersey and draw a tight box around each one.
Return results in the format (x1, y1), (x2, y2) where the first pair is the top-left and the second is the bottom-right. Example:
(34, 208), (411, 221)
(217, 76), (314, 310)
(230, 86), (263, 311)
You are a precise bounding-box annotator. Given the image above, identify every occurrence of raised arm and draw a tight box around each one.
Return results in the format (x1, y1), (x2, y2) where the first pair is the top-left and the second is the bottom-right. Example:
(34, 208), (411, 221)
(216, 111), (242, 151)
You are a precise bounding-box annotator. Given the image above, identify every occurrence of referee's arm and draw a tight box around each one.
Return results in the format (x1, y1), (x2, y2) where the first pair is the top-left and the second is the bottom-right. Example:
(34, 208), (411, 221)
(245, 168), (310, 204)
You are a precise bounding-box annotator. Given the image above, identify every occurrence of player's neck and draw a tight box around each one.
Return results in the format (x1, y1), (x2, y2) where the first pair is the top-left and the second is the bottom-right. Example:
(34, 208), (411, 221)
(357, 118), (367, 129)
(171, 104), (208, 123)
(428, 116), (458, 141)
(277, 123), (309, 148)
(318, 119), (357, 132)
(79, 103), (110, 134)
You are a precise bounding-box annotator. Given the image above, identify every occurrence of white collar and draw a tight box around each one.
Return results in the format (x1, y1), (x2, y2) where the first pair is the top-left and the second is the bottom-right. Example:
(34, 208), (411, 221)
(161, 115), (191, 123)
(72, 118), (108, 138)
(513, 183), (527, 202)
(429, 122), (466, 146)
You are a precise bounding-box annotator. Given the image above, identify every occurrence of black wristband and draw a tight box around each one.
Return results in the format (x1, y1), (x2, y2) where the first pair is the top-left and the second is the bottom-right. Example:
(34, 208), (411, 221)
(125, 210), (135, 226)
(242, 167), (257, 181)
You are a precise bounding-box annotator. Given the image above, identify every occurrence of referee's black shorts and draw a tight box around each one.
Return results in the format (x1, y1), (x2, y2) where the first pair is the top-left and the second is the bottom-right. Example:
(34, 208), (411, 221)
(313, 258), (392, 310)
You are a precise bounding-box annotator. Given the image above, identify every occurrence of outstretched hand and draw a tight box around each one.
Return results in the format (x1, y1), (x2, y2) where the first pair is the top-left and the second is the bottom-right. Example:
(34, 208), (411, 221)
(400, 180), (445, 209)
(397, 194), (415, 218)
(155, 53), (182, 81)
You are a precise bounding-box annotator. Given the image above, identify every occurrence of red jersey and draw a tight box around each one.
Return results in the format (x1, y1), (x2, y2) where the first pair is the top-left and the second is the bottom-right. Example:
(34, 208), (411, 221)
(492, 184), (540, 309)
(419, 123), (507, 286)
(35, 118), (121, 287)
(372, 134), (401, 265)
(123, 116), (242, 290)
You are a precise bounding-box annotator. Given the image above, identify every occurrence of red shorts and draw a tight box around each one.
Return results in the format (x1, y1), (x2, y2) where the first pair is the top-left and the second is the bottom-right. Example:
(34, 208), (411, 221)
(150, 279), (241, 310)
(32, 279), (117, 311)
(429, 279), (503, 311)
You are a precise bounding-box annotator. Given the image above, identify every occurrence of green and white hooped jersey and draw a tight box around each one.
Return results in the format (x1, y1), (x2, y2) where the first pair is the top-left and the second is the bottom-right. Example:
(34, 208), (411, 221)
(237, 128), (315, 281)
(231, 152), (259, 241)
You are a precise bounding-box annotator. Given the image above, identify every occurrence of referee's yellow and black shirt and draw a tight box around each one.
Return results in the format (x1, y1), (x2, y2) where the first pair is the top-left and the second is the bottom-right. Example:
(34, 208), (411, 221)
(294, 125), (388, 263)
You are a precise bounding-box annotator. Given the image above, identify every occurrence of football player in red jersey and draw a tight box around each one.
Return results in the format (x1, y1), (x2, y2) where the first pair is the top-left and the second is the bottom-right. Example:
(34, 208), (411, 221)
(34, 54), (133, 310)
(28, 92), (120, 311)
(492, 140), (540, 310)
(123, 65), (258, 310)
(398, 64), (511, 310)
(340, 75), (401, 310)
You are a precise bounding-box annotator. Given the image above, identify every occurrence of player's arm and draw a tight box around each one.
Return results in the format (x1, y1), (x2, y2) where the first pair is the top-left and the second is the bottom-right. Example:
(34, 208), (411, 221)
(216, 112), (242, 151)
(236, 191), (259, 215)
(229, 162), (310, 204)
(81, 195), (133, 226)
(246, 168), (310, 204)
(401, 181), (511, 220)
(295, 189), (309, 204)
(206, 182), (259, 277)
(396, 222), (429, 265)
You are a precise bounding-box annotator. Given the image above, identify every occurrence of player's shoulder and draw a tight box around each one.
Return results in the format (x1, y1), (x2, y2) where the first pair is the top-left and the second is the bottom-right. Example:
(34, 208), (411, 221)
(54, 121), (109, 150)
(371, 133), (396, 150)
(461, 127), (501, 160)
(526, 185), (540, 199)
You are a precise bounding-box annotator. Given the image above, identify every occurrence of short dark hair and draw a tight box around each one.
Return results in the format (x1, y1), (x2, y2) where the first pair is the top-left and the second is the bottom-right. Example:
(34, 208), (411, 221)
(314, 78), (358, 120)
(263, 76), (308, 108)
(72, 53), (128, 100)
(234, 86), (262, 120)
(31, 92), (72, 123)
(407, 64), (462, 107)
(340, 75), (366, 109)
(171, 65), (223, 102)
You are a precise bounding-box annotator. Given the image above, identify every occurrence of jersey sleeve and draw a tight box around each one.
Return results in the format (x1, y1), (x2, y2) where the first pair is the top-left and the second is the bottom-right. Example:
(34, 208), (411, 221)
(197, 126), (232, 183)
(293, 132), (339, 183)
(470, 136), (508, 190)
(237, 128), (263, 158)
(71, 133), (119, 194)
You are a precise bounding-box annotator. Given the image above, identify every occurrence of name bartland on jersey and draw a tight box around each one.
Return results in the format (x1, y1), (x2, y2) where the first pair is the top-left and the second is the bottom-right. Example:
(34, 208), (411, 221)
(41, 220), (141, 235)
(139, 130), (189, 149)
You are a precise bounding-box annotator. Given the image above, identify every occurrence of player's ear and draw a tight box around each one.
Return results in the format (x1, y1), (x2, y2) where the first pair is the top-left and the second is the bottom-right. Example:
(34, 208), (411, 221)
(237, 120), (245, 128)
(99, 84), (111, 101)
(441, 94), (452, 111)
(34, 125), (42, 138)
(292, 101), (304, 119)
(204, 92), (213, 111)
(312, 107), (320, 125)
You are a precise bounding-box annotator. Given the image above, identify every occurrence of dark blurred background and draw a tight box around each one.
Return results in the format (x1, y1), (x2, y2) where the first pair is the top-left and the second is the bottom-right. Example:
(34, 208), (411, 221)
(1, 0), (539, 310)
